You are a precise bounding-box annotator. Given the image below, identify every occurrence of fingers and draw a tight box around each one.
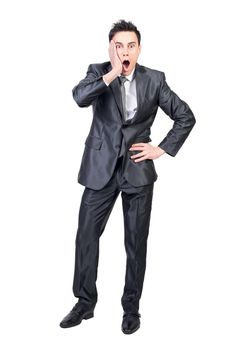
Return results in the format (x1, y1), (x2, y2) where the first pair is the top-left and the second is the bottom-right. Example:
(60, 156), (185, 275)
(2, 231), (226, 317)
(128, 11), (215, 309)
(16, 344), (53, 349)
(130, 152), (148, 162)
(129, 143), (154, 162)
(130, 143), (146, 147)
(109, 40), (122, 75)
(130, 151), (146, 159)
(130, 151), (151, 163)
(129, 143), (147, 151)
(108, 40), (115, 57)
(112, 40), (117, 54)
(129, 146), (145, 151)
(109, 40), (119, 58)
(134, 155), (148, 163)
(109, 40), (115, 57)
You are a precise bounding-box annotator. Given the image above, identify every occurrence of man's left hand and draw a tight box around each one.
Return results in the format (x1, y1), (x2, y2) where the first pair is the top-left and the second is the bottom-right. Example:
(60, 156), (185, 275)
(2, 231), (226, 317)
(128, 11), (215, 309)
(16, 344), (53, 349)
(129, 143), (165, 162)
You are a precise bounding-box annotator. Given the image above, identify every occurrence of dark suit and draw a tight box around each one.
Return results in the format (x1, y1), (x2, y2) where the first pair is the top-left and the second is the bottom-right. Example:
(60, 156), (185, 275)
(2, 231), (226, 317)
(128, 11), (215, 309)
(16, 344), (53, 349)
(72, 62), (196, 313)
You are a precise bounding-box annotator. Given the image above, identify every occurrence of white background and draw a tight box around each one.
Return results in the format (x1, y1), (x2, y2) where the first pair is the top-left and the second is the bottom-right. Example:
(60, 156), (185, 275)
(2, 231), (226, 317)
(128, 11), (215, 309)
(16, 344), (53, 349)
(0, 0), (233, 349)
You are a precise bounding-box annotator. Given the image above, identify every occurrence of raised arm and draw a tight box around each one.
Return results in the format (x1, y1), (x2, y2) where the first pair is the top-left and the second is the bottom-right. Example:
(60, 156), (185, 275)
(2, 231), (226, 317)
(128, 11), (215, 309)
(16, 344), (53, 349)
(73, 40), (122, 108)
(72, 64), (108, 107)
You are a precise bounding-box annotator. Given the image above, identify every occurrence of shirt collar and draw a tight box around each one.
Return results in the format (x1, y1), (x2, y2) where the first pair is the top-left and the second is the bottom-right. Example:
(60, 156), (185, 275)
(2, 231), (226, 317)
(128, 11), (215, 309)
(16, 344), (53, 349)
(121, 68), (136, 82)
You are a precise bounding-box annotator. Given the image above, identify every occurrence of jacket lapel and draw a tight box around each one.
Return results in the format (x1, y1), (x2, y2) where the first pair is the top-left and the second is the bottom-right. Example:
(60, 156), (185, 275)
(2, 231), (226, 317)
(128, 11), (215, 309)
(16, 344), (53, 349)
(105, 64), (124, 120)
(110, 78), (124, 119)
(127, 63), (148, 125)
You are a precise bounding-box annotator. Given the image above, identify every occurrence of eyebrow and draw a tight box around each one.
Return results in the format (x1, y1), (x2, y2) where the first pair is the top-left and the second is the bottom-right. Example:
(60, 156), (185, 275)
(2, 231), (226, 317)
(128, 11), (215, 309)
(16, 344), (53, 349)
(115, 41), (137, 45)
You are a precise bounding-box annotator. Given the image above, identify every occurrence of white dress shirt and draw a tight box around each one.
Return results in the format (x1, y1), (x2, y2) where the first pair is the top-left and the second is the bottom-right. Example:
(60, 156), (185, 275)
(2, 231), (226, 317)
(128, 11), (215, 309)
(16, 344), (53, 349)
(103, 69), (138, 120)
(122, 69), (137, 120)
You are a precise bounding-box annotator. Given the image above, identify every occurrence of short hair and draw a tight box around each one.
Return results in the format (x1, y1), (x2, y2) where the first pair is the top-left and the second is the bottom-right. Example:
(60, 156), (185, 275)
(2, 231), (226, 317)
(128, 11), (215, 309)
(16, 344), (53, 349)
(109, 20), (141, 45)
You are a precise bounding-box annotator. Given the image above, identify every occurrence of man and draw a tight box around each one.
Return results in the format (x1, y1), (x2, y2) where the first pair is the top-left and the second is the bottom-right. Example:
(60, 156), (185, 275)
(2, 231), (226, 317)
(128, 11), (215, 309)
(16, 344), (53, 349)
(60, 20), (196, 334)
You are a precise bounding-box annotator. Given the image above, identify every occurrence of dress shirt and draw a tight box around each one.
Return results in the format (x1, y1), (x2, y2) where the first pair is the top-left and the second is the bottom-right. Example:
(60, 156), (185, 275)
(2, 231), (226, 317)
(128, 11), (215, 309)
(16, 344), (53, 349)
(103, 68), (138, 120)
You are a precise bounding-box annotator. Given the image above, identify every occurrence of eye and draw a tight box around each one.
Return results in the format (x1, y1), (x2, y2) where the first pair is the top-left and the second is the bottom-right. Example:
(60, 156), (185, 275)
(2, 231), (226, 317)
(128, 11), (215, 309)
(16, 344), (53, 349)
(129, 44), (136, 49)
(116, 44), (121, 49)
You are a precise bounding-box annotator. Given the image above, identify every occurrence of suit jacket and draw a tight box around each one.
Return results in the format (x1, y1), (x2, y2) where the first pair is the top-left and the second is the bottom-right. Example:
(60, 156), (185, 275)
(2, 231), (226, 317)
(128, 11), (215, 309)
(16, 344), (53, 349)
(72, 62), (196, 190)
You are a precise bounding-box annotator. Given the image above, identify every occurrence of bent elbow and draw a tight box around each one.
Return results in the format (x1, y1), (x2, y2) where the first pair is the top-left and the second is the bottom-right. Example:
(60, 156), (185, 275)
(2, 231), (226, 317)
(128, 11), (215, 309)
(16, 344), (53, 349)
(72, 86), (88, 107)
(190, 112), (196, 128)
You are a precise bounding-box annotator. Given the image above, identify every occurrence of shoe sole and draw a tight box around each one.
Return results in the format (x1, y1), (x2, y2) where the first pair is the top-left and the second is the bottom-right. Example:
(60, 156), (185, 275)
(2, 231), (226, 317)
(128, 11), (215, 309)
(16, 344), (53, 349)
(121, 324), (140, 335)
(60, 312), (94, 328)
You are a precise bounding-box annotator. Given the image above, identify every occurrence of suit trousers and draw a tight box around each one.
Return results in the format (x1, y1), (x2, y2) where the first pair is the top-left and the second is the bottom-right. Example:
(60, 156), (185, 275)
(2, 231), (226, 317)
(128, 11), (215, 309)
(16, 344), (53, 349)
(72, 156), (154, 314)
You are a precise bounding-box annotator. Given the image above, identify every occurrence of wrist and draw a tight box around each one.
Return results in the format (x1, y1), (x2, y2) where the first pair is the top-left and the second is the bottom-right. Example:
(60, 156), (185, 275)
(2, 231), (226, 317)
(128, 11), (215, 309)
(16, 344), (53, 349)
(103, 68), (120, 85)
(112, 67), (121, 76)
(158, 146), (165, 155)
(154, 146), (165, 156)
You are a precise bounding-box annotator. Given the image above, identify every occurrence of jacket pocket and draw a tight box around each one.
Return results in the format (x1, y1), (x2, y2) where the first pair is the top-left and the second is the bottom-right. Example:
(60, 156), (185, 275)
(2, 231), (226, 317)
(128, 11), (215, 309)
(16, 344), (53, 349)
(85, 135), (103, 150)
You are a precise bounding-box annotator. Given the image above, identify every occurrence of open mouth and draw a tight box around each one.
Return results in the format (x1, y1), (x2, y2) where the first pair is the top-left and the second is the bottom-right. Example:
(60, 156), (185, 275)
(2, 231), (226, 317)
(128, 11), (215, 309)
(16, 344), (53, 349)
(122, 60), (130, 69)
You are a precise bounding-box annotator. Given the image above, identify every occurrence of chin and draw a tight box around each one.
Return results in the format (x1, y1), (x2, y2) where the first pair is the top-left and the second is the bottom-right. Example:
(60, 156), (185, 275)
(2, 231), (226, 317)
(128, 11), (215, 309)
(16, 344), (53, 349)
(122, 66), (133, 76)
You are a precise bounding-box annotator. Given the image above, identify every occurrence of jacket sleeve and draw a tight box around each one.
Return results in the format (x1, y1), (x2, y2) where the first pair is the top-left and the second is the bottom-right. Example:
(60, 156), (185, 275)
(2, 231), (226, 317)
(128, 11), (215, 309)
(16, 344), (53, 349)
(157, 72), (196, 156)
(72, 64), (108, 107)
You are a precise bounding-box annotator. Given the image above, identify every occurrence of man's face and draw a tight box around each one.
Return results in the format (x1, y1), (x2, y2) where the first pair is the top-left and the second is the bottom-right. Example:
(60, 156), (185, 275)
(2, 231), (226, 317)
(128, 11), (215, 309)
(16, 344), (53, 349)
(112, 31), (141, 76)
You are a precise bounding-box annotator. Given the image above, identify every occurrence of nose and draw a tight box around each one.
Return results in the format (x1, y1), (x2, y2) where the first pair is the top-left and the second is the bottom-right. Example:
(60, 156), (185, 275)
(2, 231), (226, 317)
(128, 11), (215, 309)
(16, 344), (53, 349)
(123, 47), (129, 56)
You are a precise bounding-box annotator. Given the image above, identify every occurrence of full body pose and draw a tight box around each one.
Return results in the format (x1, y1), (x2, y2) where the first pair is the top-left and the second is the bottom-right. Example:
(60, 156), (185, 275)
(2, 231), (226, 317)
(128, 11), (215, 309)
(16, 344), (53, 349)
(60, 20), (196, 334)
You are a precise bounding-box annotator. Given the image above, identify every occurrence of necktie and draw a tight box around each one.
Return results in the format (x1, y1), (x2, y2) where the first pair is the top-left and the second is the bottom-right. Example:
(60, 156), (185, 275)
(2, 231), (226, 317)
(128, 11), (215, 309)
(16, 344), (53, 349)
(119, 76), (128, 121)
(118, 76), (128, 158)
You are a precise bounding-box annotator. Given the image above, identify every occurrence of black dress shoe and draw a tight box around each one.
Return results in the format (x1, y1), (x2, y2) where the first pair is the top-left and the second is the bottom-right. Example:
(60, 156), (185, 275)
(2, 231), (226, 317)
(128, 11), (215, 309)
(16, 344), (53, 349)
(60, 302), (94, 328)
(121, 313), (141, 334)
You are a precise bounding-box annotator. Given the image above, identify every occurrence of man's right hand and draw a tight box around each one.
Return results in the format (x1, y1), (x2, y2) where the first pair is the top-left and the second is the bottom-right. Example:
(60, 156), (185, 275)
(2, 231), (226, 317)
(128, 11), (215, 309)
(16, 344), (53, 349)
(109, 40), (122, 75)
(103, 40), (122, 85)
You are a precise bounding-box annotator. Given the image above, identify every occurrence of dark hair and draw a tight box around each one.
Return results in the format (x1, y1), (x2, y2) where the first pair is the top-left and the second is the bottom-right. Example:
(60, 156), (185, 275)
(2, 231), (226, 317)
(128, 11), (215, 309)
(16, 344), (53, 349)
(109, 20), (141, 45)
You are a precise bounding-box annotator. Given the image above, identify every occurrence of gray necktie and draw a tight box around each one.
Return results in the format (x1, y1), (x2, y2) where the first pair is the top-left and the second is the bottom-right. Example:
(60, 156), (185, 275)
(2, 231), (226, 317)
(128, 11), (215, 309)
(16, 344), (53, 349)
(118, 76), (129, 157)
(119, 76), (128, 121)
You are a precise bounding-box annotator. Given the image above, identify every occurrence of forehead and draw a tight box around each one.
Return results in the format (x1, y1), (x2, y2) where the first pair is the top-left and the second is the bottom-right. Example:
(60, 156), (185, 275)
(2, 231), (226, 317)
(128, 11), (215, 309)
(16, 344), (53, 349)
(112, 31), (139, 45)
